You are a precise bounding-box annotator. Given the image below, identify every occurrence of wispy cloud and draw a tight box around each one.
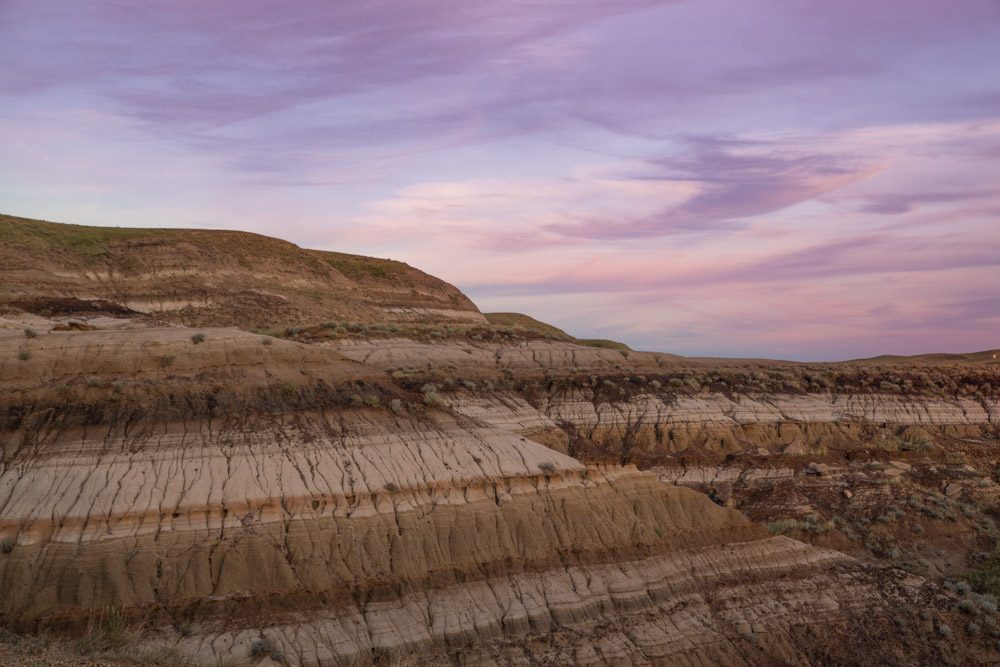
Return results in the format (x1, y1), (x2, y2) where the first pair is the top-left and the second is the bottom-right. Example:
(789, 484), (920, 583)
(1, 0), (998, 359)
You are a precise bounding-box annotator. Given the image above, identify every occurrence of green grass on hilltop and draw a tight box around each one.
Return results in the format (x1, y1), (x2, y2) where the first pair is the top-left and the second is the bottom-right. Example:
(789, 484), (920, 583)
(309, 249), (411, 282)
(576, 338), (633, 351)
(484, 313), (572, 340)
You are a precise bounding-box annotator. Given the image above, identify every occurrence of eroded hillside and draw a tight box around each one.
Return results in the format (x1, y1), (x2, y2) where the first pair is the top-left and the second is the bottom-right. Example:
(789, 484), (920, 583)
(0, 214), (483, 328)
(2, 217), (1000, 666)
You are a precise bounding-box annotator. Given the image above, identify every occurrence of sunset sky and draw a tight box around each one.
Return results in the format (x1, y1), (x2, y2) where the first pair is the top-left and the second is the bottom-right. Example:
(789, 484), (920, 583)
(2, 1), (998, 360)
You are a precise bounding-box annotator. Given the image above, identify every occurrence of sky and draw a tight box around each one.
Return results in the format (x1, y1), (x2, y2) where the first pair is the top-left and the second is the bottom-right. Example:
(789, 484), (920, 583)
(1, 1), (999, 361)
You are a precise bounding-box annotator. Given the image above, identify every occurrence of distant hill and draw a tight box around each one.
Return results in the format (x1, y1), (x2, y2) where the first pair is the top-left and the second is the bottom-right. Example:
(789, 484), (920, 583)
(844, 350), (1000, 366)
(484, 312), (633, 350)
(483, 313), (572, 339)
(0, 213), (485, 329)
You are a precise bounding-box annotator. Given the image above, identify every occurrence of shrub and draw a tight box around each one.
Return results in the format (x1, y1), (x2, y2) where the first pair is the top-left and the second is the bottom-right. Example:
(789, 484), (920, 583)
(668, 378), (685, 388)
(472, 456), (482, 464)
(86, 376), (105, 388)
(938, 624), (952, 638)
(191, 333), (205, 344)
(912, 524), (924, 534)
(969, 592), (998, 614)
(261, 338), (273, 346)
(538, 462), (556, 474)
(249, 637), (279, 659)
(958, 599), (979, 615)
(901, 438), (933, 453)
(741, 632), (759, 645)
(16, 349), (31, 361)
(383, 482), (399, 493)
(422, 392), (443, 406)
(0, 537), (14, 553)
(23, 328), (38, 338)
(968, 622), (980, 635)
(157, 354), (175, 368)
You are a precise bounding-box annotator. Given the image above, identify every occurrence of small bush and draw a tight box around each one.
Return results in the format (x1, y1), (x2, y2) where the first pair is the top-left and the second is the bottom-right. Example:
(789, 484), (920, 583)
(0, 537), (14, 553)
(958, 599), (979, 615)
(191, 333), (205, 344)
(938, 624), (952, 638)
(968, 622), (981, 635)
(538, 461), (556, 474)
(383, 482), (399, 493)
(261, 338), (273, 346)
(912, 524), (924, 534)
(472, 456), (482, 464)
(741, 632), (758, 645)
(969, 592), (998, 614)
(422, 392), (443, 406)
(249, 638), (276, 658)
(157, 354), (175, 368)
(23, 328), (38, 339)
(16, 349), (31, 361)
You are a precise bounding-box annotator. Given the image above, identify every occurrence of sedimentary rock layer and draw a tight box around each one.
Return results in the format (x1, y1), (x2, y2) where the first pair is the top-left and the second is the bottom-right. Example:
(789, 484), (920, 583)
(0, 329), (992, 665)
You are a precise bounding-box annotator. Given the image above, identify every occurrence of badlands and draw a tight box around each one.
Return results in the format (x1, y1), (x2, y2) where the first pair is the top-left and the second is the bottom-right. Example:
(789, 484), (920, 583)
(1, 214), (1000, 665)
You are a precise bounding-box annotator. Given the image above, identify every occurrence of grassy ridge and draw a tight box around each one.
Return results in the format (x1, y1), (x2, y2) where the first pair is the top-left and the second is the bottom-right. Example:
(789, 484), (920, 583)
(485, 313), (633, 350)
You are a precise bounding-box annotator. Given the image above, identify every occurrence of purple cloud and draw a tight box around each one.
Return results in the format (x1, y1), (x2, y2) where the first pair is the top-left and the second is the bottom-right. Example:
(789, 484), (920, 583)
(2, 0), (1000, 360)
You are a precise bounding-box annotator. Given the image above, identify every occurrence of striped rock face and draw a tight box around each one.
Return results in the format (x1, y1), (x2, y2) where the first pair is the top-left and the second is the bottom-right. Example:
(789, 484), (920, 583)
(0, 329), (994, 665)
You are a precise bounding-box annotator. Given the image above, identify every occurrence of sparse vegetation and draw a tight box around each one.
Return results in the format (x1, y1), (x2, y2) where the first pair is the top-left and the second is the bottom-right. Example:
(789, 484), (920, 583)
(76, 606), (135, 655)
(190, 333), (205, 344)
(23, 327), (38, 338)
(0, 537), (14, 553)
(537, 461), (556, 474)
(383, 482), (399, 493)
(16, 348), (31, 361)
